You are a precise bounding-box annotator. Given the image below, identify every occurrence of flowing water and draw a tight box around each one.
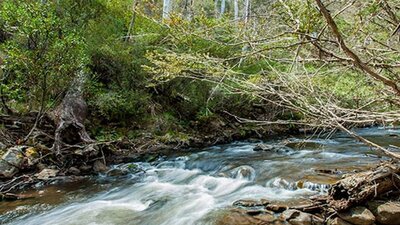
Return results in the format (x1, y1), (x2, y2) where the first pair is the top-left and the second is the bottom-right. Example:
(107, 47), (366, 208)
(2, 127), (400, 225)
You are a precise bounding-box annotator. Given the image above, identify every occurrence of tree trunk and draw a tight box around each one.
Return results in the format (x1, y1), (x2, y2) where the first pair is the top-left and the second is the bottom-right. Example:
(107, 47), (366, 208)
(162, 0), (172, 20)
(234, 0), (239, 21)
(244, 0), (250, 24)
(52, 71), (93, 154)
(220, 0), (226, 18)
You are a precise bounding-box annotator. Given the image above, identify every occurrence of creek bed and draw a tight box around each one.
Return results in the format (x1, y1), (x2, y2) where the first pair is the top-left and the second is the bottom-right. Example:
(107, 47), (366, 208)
(1, 127), (399, 225)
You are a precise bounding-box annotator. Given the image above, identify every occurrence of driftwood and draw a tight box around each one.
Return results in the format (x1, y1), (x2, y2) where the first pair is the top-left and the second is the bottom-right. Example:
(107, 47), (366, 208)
(327, 162), (400, 211)
(52, 71), (93, 154)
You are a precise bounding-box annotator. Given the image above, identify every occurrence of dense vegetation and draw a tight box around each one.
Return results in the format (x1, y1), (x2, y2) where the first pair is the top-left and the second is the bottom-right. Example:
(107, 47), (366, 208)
(0, 0), (399, 143)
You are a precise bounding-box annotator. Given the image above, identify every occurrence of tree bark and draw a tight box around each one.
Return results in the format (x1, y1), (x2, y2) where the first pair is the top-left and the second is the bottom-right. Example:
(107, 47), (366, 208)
(244, 0), (250, 24)
(234, 0), (239, 22)
(162, 0), (172, 20)
(220, 0), (226, 17)
(52, 71), (93, 154)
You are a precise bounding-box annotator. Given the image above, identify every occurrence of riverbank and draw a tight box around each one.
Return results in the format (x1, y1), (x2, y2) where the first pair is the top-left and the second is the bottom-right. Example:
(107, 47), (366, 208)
(230, 161), (400, 225)
(0, 112), (299, 198)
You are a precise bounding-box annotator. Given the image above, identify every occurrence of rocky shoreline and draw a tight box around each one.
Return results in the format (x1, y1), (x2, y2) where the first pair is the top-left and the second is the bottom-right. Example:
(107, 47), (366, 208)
(225, 162), (400, 225)
(0, 112), (296, 200)
(220, 200), (400, 225)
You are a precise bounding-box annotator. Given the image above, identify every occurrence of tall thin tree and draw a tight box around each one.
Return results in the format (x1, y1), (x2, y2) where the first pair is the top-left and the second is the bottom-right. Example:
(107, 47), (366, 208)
(244, 0), (250, 24)
(220, 0), (226, 17)
(162, 0), (172, 19)
(234, 0), (239, 21)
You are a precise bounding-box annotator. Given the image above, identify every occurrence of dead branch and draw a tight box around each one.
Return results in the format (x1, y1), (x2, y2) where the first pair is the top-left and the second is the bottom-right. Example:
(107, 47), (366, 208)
(315, 0), (400, 96)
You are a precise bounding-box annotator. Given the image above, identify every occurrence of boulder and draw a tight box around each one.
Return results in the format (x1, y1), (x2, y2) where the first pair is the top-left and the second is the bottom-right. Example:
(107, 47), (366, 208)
(338, 206), (375, 225)
(0, 146), (26, 178)
(216, 209), (280, 225)
(266, 204), (288, 213)
(35, 168), (59, 180)
(93, 160), (108, 173)
(68, 167), (81, 175)
(368, 201), (400, 225)
(2, 146), (25, 167)
(0, 160), (18, 178)
(280, 209), (323, 225)
(106, 168), (129, 177)
(327, 217), (353, 225)
(253, 144), (276, 151)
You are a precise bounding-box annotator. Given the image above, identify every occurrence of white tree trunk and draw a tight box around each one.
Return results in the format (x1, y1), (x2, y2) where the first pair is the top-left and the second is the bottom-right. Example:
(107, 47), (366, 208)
(244, 0), (250, 23)
(163, 0), (172, 19)
(234, 0), (239, 21)
(220, 0), (226, 17)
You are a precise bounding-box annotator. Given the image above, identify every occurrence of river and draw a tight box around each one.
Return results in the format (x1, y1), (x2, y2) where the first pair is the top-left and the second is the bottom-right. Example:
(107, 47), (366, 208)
(1, 127), (399, 225)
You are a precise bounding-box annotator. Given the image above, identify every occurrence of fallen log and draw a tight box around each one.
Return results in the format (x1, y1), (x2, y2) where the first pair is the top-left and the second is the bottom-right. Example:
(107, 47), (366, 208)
(327, 162), (400, 211)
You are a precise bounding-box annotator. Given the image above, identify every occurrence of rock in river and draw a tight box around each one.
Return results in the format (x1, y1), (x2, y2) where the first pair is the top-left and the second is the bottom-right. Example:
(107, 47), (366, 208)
(338, 206), (375, 225)
(233, 199), (270, 208)
(368, 201), (400, 225)
(327, 217), (352, 225)
(216, 209), (279, 225)
(93, 160), (108, 173)
(280, 209), (323, 225)
(253, 144), (276, 151)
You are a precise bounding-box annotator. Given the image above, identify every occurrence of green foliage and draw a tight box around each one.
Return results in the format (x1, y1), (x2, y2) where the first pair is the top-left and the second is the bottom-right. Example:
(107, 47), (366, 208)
(91, 89), (150, 122)
(0, 0), (86, 108)
(313, 71), (382, 109)
(0, 0), (397, 140)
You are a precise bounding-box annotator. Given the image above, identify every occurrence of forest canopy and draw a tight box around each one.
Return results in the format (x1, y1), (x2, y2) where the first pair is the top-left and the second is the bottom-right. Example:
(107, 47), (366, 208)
(0, 0), (399, 142)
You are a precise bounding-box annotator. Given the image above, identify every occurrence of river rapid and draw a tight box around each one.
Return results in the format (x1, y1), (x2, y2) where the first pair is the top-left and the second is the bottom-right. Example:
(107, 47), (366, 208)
(1, 127), (400, 225)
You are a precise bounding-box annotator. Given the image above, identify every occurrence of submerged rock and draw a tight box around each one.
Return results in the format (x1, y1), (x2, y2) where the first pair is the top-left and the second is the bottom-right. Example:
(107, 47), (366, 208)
(284, 141), (324, 150)
(338, 206), (375, 225)
(106, 168), (129, 177)
(232, 165), (256, 180)
(368, 201), (400, 225)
